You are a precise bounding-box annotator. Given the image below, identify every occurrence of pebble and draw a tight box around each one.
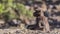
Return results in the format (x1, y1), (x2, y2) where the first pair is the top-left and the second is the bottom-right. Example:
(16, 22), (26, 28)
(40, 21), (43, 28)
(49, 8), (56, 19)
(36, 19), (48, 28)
(0, 28), (59, 34)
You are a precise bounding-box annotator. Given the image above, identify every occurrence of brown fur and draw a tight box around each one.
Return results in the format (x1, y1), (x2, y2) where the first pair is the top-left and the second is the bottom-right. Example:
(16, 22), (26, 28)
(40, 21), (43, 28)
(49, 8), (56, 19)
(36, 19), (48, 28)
(39, 8), (50, 32)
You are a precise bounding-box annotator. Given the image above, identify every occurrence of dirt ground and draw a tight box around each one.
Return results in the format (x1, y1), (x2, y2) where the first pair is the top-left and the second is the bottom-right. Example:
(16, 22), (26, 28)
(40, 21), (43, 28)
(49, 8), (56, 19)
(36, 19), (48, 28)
(0, 28), (60, 34)
(0, 23), (60, 34)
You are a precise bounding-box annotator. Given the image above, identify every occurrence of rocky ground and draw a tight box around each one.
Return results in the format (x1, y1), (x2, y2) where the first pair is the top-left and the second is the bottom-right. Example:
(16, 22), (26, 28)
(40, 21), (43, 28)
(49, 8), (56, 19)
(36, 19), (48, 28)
(0, 28), (60, 34)
(0, 24), (60, 34)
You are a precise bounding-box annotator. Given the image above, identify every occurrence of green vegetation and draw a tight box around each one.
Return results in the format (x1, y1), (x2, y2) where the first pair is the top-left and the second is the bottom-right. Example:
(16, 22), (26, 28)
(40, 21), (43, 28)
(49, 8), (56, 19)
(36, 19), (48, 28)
(0, 0), (33, 20)
(16, 3), (33, 18)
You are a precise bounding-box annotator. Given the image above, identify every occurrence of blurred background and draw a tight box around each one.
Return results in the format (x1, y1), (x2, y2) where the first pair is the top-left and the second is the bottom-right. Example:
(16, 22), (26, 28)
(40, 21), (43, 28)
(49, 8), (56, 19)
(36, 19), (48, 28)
(0, 0), (60, 34)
